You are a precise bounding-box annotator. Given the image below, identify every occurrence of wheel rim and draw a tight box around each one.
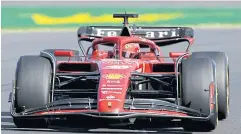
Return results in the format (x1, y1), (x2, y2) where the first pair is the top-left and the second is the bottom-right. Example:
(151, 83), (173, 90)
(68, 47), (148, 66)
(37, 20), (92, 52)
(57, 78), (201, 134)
(216, 83), (219, 126)
(226, 66), (230, 115)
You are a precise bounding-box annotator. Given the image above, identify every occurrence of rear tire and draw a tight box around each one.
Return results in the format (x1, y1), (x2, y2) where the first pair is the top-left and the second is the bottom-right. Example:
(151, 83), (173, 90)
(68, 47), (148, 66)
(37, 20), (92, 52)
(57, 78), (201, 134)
(190, 51), (230, 120)
(13, 55), (52, 128)
(181, 57), (218, 132)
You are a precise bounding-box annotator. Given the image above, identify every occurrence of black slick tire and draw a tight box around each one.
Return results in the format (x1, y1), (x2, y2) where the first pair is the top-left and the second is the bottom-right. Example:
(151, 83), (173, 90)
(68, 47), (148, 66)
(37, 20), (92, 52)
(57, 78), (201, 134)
(181, 57), (218, 132)
(13, 55), (52, 128)
(190, 51), (230, 120)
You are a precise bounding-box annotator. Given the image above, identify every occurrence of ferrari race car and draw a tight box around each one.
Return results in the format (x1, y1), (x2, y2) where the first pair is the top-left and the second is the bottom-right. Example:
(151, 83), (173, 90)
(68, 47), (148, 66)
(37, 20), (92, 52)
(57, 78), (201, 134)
(9, 13), (230, 131)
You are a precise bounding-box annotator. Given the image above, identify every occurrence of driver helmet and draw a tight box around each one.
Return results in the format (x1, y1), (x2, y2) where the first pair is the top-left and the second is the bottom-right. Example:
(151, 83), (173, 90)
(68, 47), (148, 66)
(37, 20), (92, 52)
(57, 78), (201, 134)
(122, 43), (140, 58)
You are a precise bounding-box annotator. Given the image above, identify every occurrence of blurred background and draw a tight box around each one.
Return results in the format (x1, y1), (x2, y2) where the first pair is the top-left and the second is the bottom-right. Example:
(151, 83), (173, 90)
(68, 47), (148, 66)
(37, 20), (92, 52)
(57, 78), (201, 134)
(2, 0), (241, 57)
(2, 1), (241, 30)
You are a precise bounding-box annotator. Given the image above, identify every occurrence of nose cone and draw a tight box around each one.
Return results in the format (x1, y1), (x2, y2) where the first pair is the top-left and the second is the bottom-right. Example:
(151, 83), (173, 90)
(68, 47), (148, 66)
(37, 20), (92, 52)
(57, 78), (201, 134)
(97, 60), (140, 113)
(98, 72), (130, 113)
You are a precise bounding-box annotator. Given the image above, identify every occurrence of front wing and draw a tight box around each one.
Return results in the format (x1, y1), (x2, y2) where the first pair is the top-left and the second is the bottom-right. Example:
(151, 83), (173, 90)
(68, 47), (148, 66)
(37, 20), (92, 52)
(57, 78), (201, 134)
(10, 97), (213, 122)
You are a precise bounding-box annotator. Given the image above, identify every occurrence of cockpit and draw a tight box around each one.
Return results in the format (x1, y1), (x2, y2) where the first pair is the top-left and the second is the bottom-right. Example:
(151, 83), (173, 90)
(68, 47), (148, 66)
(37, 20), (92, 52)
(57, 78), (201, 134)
(85, 40), (161, 61)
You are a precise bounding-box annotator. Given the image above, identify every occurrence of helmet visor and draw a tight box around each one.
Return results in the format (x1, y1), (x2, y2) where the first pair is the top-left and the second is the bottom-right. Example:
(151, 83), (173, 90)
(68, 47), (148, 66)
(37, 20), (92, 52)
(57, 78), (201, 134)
(122, 51), (136, 58)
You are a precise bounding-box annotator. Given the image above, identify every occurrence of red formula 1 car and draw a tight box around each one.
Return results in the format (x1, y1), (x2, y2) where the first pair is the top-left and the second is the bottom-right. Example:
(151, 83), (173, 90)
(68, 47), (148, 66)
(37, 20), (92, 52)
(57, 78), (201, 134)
(9, 13), (230, 131)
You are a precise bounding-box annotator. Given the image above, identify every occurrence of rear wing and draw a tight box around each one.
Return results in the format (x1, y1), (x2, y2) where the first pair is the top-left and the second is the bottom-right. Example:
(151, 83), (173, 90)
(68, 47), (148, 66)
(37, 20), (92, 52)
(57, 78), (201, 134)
(77, 26), (194, 46)
(77, 26), (194, 39)
(77, 13), (194, 48)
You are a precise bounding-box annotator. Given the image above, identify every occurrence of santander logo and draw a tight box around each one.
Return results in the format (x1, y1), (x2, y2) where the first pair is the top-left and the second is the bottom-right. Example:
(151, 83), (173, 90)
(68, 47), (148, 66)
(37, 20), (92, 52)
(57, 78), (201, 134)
(103, 65), (130, 69)
(106, 95), (115, 99)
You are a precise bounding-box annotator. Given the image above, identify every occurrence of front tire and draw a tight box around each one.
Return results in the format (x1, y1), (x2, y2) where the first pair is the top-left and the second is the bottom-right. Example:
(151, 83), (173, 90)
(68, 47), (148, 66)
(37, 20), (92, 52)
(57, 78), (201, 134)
(190, 51), (230, 120)
(13, 55), (52, 128)
(181, 57), (218, 132)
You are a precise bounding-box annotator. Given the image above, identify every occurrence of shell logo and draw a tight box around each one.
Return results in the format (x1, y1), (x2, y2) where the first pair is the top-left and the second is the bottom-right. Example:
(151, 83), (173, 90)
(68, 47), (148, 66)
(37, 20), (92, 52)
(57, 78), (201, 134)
(125, 43), (139, 49)
(103, 73), (126, 79)
(125, 44), (132, 49)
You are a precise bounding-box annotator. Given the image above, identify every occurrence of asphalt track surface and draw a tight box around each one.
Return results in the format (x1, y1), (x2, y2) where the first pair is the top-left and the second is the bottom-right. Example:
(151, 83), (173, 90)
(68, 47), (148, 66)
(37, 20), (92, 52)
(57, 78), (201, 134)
(2, 28), (241, 134)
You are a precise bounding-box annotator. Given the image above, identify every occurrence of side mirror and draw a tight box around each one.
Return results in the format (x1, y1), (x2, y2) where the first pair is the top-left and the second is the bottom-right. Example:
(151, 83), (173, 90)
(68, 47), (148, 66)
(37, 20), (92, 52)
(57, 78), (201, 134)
(169, 52), (187, 58)
(54, 50), (74, 57)
(169, 52), (189, 63)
